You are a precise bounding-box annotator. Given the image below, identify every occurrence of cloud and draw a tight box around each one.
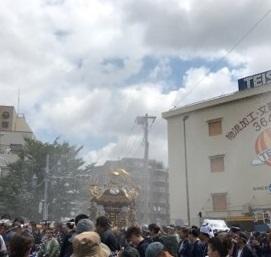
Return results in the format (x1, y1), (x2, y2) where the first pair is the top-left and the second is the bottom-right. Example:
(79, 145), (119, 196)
(149, 58), (172, 82)
(175, 66), (237, 105)
(27, 66), (236, 165)
(31, 83), (174, 138)
(79, 66), (239, 165)
(124, 0), (271, 54)
(0, 0), (271, 166)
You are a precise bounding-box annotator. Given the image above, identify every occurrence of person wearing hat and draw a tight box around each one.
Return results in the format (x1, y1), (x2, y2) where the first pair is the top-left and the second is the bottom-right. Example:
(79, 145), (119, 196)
(230, 227), (241, 235)
(160, 227), (178, 257)
(76, 219), (95, 235)
(145, 242), (174, 257)
(61, 218), (94, 257)
(60, 215), (90, 257)
(199, 224), (214, 257)
(68, 219), (96, 243)
(199, 224), (214, 239)
(72, 231), (110, 257)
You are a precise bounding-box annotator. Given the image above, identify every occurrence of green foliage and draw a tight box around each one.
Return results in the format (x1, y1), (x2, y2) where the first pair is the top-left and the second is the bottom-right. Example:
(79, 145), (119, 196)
(0, 138), (85, 221)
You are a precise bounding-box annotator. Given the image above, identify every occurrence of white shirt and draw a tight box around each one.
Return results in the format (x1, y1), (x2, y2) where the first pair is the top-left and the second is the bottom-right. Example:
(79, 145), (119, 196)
(237, 248), (243, 257)
(0, 235), (7, 252)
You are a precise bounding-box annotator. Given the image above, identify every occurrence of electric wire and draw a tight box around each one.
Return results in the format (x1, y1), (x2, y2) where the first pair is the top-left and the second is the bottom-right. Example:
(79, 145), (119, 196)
(172, 8), (271, 108)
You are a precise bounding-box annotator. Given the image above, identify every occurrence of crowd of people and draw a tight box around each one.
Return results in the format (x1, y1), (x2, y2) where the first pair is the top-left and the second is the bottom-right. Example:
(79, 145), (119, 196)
(0, 214), (271, 257)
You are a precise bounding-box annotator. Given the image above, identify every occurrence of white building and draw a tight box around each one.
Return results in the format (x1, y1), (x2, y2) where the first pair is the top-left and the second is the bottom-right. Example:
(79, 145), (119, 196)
(163, 72), (271, 227)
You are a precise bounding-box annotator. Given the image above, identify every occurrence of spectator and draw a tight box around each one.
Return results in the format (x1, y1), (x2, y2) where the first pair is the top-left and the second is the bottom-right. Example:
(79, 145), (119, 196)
(261, 233), (271, 257)
(75, 215), (89, 226)
(9, 231), (33, 257)
(126, 226), (151, 257)
(199, 224), (213, 257)
(60, 214), (89, 257)
(38, 227), (60, 257)
(76, 219), (95, 235)
(72, 231), (111, 257)
(96, 216), (120, 252)
(120, 246), (140, 257)
(188, 228), (204, 257)
(236, 232), (254, 257)
(208, 236), (232, 257)
(159, 232), (178, 257)
(29, 221), (42, 252)
(177, 227), (191, 257)
(0, 220), (7, 257)
(146, 242), (174, 257)
(149, 224), (161, 242)
(60, 219), (76, 257)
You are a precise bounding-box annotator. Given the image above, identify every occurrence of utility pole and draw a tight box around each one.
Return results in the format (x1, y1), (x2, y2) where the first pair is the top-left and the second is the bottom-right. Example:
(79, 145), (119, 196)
(43, 154), (49, 221)
(183, 115), (191, 226)
(136, 113), (156, 224)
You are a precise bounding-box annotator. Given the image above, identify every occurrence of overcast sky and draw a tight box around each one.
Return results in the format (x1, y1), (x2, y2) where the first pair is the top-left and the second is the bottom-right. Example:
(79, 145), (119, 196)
(0, 0), (270, 165)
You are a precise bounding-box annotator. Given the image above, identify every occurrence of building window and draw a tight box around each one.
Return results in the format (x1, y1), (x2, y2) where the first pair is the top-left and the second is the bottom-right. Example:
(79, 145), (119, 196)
(2, 111), (10, 119)
(208, 119), (222, 136)
(212, 193), (227, 211)
(1, 121), (9, 129)
(210, 155), (225, 172)
(10, 144), (23, 152)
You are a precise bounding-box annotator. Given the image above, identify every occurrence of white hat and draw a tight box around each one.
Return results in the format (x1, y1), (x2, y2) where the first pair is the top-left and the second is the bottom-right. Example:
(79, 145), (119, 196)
(200, 223), (214, 238)
(0, 219), (12, 227)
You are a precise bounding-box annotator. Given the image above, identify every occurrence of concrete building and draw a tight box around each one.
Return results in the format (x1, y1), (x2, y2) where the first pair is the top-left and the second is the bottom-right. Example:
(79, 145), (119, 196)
(0, 105), (34, 176)
(87, 158), (170, 225)
(163, 72), (271, 227)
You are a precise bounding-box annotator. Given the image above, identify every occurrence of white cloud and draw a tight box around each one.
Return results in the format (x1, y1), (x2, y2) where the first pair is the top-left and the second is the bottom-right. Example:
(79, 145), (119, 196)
(27, 66), (237, 165)
(174, 67), (237, 106)
(0, 0), (271, 166)
(149, 58), (172, 81)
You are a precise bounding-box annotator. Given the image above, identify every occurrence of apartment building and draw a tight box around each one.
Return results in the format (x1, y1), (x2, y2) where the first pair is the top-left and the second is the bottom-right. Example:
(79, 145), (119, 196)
(163, 70), (271, 226)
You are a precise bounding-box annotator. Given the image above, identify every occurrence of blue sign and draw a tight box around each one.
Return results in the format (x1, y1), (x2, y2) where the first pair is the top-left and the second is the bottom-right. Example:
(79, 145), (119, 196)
(238, 70), (271, 91)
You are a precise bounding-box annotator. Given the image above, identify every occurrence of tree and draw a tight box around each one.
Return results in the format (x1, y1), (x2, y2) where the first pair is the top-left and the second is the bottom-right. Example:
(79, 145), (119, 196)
(0, 138), (85, 221)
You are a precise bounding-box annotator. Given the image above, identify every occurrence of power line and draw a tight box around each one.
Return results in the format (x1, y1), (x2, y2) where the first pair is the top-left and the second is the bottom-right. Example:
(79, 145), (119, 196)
(117, 114), (156, 160)
(126, 136), (143, 158)
(126, 114), (157, 159)
(133, 139), (144, 157)
(172, 8), (271, 108)
(92, 122), (137, 165)
(117, 122), (137, 159)
(125, 135), (142, 157)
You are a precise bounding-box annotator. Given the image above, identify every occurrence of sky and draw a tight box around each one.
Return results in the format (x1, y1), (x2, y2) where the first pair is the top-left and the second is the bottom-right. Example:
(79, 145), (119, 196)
(0, 0), (271, 166)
